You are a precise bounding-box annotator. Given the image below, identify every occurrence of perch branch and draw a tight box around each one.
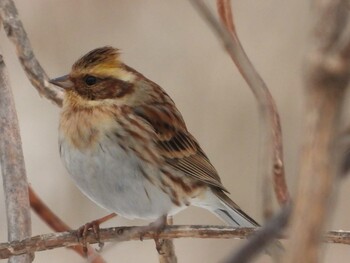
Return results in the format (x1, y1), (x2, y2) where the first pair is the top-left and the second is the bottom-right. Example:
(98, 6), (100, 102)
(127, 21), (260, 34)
(0, 226), (256, 259)
(2, 225), (350, 260)
(285, 0), (350, 263)
(157, 217), (177, 263)
(0, 0), (63, 106)
(0, 52), (32, 263)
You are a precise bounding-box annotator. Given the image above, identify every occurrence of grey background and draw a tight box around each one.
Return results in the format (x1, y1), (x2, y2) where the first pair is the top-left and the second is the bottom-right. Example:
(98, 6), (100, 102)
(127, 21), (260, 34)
(1, 1), (350, 262)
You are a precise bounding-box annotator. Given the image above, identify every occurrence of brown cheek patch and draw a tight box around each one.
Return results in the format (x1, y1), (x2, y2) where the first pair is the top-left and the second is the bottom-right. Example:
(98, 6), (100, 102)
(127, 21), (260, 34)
(72, 79), (95, 100)
(93, 79), (134, 100)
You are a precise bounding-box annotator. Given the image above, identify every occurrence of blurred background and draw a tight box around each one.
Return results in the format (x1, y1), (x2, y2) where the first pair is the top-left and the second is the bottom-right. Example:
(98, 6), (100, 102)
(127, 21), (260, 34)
(1, 0), (350, 262)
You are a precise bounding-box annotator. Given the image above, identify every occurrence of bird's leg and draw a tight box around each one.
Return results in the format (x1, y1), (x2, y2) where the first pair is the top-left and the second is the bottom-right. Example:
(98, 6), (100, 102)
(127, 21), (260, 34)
(154, 216), (173, 255)
(140, 214), (167, 244)
(77, 213), (117, 255)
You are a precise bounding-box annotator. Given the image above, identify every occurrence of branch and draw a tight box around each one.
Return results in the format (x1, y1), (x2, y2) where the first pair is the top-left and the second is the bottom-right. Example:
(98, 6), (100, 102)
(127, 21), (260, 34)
(0, 0), (110, 261)
(29, 186), (106, 263)
(0, 53), (32, 263)
(2, 224), (350, 260)
(189, 0), (290, 220)
(285, 0), (350, 262)
(0, 0), (63, 106)
(224, 204), (291, 263)
(216, 0), (289, 211)
(0, 225), (255, 259)
(157, 217), (177, 263)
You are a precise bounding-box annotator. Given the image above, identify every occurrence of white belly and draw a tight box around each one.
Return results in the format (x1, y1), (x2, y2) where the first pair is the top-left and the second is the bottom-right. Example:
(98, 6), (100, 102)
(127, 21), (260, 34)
(59, 134), (185, 220)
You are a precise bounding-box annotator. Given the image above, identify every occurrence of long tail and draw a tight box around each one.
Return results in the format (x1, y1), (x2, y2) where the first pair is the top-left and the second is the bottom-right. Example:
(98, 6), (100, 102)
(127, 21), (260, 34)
(198, 188), (284, 262)
(209, 189), (260, 227)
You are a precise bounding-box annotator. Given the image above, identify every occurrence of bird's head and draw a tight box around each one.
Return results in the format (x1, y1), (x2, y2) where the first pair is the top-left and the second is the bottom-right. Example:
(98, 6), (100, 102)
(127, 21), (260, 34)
(50, 46), (141, 107)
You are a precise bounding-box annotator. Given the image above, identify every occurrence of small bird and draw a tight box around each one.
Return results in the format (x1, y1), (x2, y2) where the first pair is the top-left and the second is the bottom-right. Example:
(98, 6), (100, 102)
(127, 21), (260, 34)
(50, 46), (259, 231)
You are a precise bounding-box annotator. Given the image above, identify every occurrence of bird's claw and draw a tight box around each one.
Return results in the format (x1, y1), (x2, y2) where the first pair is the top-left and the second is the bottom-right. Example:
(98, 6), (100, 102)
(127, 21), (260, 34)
(77, 220), (104, 255)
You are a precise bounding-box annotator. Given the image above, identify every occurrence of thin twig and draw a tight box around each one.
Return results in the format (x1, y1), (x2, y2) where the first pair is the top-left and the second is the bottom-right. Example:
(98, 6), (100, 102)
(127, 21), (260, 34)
(189, 0), (289, 220)
(0, 0), (63, 106)
(217, 0), (289, 210)
(0, 53), (32, 263)
(285, 0), (350, 262)
(29, 186), (107, 263)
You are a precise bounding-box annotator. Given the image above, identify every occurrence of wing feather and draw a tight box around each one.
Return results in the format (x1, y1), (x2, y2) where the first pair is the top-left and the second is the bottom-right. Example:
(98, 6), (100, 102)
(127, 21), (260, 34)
(133, 103), (228, 192)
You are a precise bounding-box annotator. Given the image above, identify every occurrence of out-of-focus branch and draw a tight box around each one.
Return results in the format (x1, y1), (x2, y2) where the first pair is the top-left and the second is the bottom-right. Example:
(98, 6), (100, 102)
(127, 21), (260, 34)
(29, 186), (107, 263)
(285, 1), (350, 263)
(0, 0), (63, 106)
(224, 204), (291, 263)
(189, 0), (290, 220)
(0, 53), (32, 263)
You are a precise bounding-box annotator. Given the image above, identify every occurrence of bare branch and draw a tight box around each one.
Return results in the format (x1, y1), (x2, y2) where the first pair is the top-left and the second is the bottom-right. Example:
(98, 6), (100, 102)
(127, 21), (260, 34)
(0, 0), (63, 106)
(285, 0), (350, 262)
(217, 0), (289, 210)
(0, 225), (256, 259)
(29, 186), (107, 263)
(0, 225), (255, 259)
(2, 224), (350, 260)
(0, 53), (32, 262)
(189, 0), (290, 220)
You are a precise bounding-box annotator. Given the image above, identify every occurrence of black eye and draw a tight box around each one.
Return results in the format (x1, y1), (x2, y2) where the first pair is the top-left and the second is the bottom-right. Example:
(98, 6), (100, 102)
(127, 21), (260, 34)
(84, 75), (97, 86)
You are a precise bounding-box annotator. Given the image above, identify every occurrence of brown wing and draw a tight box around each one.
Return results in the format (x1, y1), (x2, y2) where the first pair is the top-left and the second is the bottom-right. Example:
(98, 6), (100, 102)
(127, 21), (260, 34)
(133, 103), (228, 193)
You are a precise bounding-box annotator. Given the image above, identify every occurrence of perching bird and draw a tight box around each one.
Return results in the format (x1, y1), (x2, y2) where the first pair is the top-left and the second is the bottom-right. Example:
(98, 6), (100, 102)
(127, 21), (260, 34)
(50, 46), (259, 231)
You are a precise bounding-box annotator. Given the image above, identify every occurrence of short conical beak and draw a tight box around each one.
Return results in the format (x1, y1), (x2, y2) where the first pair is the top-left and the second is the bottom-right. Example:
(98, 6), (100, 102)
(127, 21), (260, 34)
(49, 74), (74, 89)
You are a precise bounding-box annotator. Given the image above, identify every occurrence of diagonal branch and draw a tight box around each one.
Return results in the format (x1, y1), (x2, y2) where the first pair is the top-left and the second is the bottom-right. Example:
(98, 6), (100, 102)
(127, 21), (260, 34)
(0, 52), (32, 263)
(224, 204), (291, 263)
(216, 0), (288, 219)
(29, 186), (106, 263)
(0, 0), (63, 106)
(189, 0), (290, 220)
(0, 1), (109, 261)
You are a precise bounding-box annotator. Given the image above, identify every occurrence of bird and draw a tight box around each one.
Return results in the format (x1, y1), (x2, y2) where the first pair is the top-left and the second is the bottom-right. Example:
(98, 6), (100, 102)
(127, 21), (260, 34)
(50, 46), (259, 233)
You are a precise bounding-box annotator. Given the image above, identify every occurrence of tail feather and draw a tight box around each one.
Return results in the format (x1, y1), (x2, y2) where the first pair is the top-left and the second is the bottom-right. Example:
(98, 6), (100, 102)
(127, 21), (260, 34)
(199, 188), (285, 262)
(211, 188), (259, 227)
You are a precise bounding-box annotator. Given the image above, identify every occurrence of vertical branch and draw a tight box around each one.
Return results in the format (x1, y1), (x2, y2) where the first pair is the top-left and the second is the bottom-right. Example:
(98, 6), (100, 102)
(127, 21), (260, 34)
(0, 53), (32, 262)
(285, 0), (350, 262)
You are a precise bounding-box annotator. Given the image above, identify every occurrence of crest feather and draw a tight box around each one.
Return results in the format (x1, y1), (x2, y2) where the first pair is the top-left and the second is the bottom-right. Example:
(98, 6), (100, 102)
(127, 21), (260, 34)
(72, 46), (121, 72)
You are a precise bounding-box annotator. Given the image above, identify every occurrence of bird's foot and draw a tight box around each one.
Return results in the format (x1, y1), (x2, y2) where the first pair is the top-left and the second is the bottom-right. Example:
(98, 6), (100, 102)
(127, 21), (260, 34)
(77, 213), (117, 255)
